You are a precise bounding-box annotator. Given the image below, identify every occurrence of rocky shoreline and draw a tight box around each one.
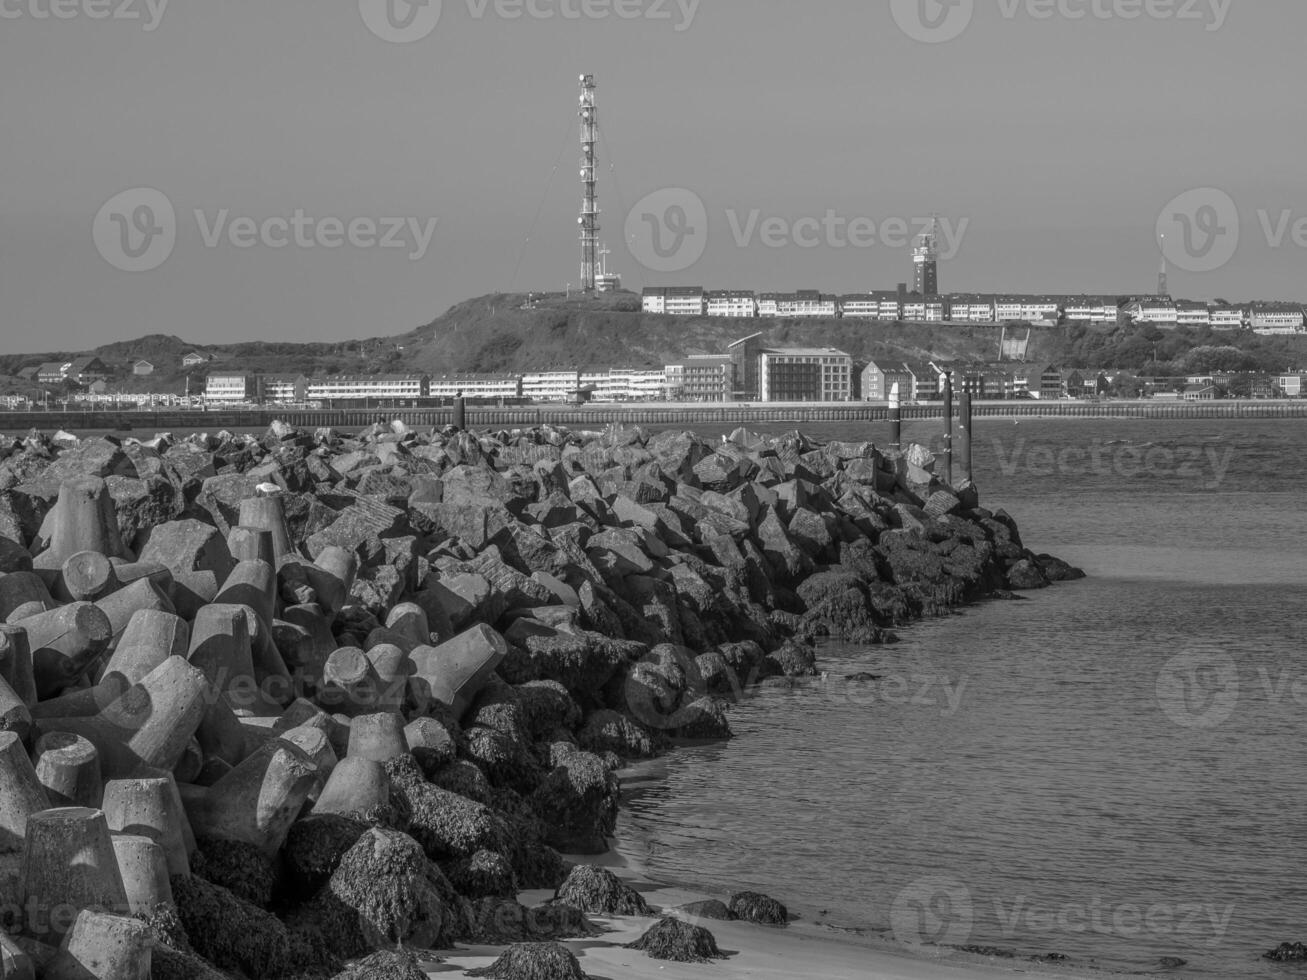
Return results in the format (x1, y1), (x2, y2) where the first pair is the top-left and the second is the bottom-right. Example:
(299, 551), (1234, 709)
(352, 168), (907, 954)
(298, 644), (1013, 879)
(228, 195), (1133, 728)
(0, 420), (1083, 979)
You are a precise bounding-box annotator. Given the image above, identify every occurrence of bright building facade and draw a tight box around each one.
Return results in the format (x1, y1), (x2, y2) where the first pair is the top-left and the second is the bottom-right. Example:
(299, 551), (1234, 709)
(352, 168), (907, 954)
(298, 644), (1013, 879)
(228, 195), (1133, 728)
(758, 348), (852, 402)
(522, 371), (581, 402)
(706, 291), (758, 317)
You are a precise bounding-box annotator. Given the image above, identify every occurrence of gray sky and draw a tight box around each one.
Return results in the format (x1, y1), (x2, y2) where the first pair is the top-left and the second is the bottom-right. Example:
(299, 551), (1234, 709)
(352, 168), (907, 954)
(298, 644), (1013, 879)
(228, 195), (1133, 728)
(1, 0), (1303, 351)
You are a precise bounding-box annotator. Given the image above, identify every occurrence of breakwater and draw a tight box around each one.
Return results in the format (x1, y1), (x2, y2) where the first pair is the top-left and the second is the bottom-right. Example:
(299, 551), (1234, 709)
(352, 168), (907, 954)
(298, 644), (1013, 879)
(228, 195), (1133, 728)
(0, 419), (1082, 977)
(2, 399), (1306, 435)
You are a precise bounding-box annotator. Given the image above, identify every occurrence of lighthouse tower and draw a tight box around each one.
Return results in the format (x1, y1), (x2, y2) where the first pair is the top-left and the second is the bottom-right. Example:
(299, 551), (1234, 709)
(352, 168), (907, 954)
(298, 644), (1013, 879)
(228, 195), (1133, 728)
(913, 214), (940, 295)
(578, 74), (600, 292)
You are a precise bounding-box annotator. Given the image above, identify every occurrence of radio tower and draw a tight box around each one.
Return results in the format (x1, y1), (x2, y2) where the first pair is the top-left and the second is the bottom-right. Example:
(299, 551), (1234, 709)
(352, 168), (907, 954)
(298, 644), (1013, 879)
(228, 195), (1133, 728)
(1158, 234), (1169, 297)
(578, 74), (600, 293)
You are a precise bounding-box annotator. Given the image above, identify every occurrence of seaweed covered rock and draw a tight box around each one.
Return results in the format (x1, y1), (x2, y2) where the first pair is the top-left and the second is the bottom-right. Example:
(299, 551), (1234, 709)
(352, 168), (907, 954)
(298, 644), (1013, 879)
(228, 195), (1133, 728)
(667, 696), (732, 740)
(444, 849), (518, 900)
(576, 709), (658, 759)
(308, 828), (460, 957)
(466, 898), (594, 946)
(552, 865), (651, 916)
(149, 944), (236, 980)
(467, 942), (589, 980)
(386, 756), (510, 861)
(1264, 942), (1307, 962)
(283, 814), (370, 895)
(728, 890), (788, 925)
(330, 948), (430, 980)
(528, 747), (619, 855)
(625, 917), (725, 962)
(172, 872), (335, 980)
(193, 837), (279, 909)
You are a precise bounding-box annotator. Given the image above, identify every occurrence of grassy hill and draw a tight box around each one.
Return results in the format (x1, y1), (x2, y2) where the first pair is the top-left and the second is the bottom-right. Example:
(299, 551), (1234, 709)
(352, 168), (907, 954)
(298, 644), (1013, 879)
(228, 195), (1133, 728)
(2, 291), (1305, 398)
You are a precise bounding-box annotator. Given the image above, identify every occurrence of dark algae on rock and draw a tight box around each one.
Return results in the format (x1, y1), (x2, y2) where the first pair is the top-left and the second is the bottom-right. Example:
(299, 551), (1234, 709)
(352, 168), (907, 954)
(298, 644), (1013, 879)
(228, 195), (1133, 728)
(625, 916), (727, 962)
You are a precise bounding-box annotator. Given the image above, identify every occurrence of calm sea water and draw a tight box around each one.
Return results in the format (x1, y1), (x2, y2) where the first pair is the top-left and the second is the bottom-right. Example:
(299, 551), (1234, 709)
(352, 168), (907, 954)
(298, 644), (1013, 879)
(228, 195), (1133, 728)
(617, 419), (1307, 978)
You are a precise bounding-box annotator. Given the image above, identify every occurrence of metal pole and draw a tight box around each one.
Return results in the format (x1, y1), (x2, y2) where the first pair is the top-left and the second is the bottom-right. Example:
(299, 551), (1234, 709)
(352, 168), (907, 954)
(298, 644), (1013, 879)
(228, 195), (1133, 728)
(888, 382), (902, 451)
(958, 386), (973, 484)
(942, 371), (954, 485)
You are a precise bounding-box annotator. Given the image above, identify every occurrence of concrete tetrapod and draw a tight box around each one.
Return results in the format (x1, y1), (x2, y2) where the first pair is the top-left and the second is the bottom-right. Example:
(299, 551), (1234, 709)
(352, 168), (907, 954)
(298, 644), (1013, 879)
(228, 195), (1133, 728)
(346, 712), (408, 764)
(0, 731), (52, 855)
(226, 526), (276, 566)
(311, 756), (390, 819)
(0, 672), (31, 742)
(36, 608), (190, 721)
(101, 775), (194, 877)
(43, 909), (151, 980)
(109, 834), (172, 913)
(0, 625), (38, 708)
(33, 733), (103, 809)
(407, 624), (509, 719)
(15, 602), (113, 700)
(178, 739), (318, 857)
(36, 656), (213, 779)
(236, 496), (295, 567)
(94, 577), (176, 653)
(0, 572), (56, 625)
(31, 477), (134, 572)
(20, 807), (129, 940)
(53, 551), (119, 604)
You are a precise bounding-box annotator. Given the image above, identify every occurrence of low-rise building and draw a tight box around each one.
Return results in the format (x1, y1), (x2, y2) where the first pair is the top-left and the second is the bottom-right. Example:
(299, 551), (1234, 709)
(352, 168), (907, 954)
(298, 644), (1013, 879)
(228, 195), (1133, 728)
(428, 374), (522, 400)
(1182, 384), (1219, 401)
(1175, 300), (1211, 327)
(706, 291), (758, 318)
(1277, 373), (1307, 397)
(522, 370), (582, 402)
(304, 375), (429, 401)
(902, 296), (946, 322)
(995, 296), (1060, 323)
(676, 355), (734, 402)
(1209, 305), (1246, 330)
(261, 375), (307, 403)
(664, 287), (706, 316)
(1250, 303), (1305, 334)
(1062, 296), (1120, 324)
(947, 294), (996, 323)
(758, 347), (852, 402)
(861, 361), (918, 402)
(182, 352), (211, 368)
(776, 290), (838, 318)
(205, 372), (258, 403)
(641, 288), (667, 315)
(757, 293), (782, 318)
(132, 360), (155, 376)
(1123, 297), (1179, 327)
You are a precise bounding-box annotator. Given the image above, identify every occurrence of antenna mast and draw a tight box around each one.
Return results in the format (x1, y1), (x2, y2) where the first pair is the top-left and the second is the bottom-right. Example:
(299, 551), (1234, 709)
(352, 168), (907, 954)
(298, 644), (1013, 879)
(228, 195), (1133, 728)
(578, 74), (599, 292)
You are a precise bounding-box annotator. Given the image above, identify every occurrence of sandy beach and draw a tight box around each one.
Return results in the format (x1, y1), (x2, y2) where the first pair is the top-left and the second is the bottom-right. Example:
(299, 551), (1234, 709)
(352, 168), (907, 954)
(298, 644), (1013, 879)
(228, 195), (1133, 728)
(433, 879), (1120, 980)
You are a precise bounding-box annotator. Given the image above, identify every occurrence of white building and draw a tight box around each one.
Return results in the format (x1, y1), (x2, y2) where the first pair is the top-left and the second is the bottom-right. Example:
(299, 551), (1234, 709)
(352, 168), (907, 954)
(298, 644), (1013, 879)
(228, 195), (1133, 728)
(994, 295), (1060, 323)
(261, 375), (304, 403)
(428, 375), (522, 399)
(664, 287), (706, 316)
(579, 368), (666, 401)
(706, 290), (758, 318)
(522, 370), (581, 402)
(1062, 296), (1119, 324)
(1278, 374), (1307, 397)
(1123, 298), (1179, 327)
(757, 293), (782, 318)
(304, 375), (429, 401)
(641, 288), (667, 315)
(205, 373), (257, 403)
(902, 297), (946, 322)
(1175, 300), (1211, 328)
(776, 291), (838, 318)
(1209, 306), (1246, 330)
(1250, 304), (1305, 334)
(948, 295), (996, 323)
